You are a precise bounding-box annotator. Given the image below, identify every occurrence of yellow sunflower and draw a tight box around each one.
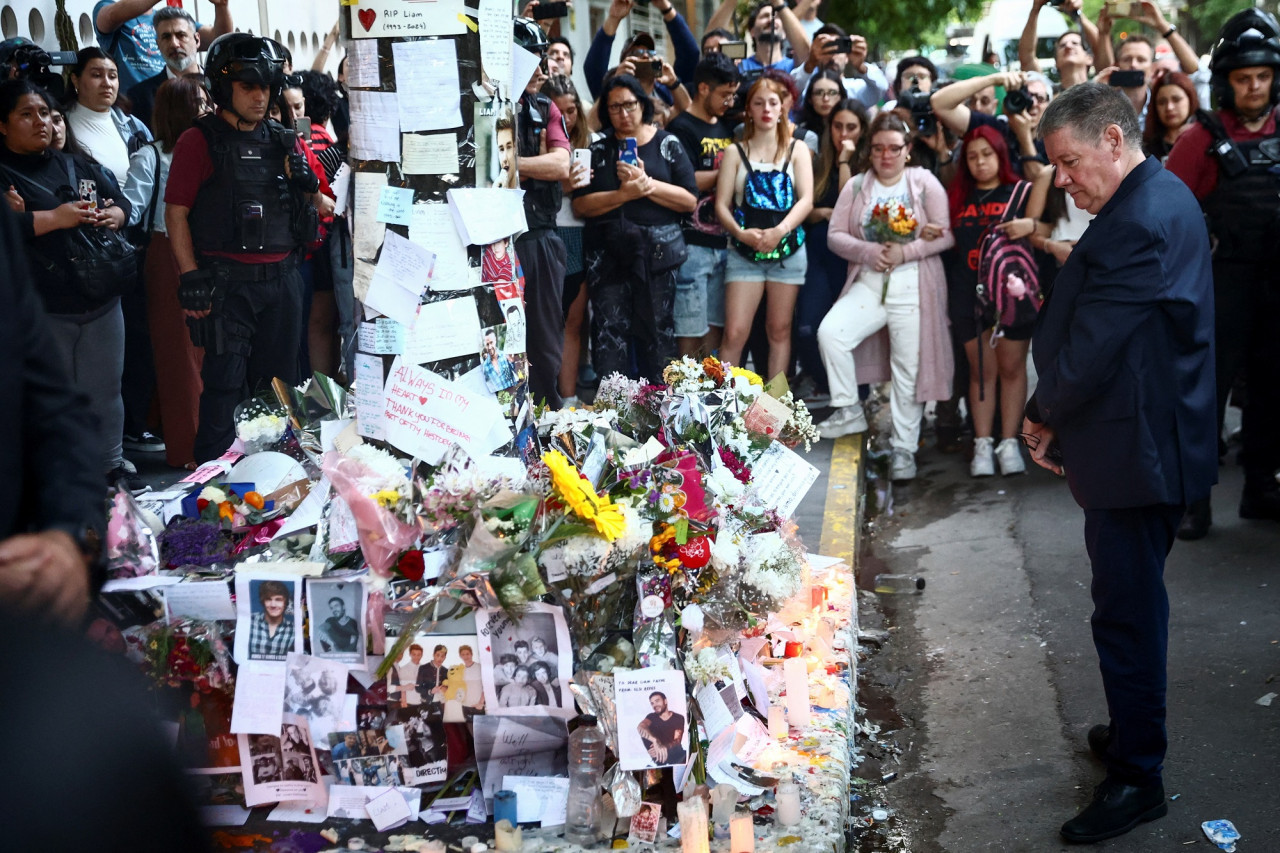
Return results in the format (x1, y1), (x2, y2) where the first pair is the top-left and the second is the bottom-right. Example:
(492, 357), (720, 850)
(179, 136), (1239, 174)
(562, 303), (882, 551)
(542, 450), (625, 542)
(730, 365), (763, 387)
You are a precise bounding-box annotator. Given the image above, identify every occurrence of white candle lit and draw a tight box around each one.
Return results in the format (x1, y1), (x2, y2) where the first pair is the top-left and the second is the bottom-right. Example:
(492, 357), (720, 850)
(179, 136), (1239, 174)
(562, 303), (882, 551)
(730, 811), (755, 853)
(784, 657), (811, 728)
(774, 781), (801, 827)
(768, 705), (787, 739)
(494, 819), (522, 852)
(677, 796), (710, 853)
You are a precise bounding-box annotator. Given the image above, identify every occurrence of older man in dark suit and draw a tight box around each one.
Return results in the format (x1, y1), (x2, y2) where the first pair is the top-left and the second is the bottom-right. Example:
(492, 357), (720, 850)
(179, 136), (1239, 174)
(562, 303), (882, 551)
(1023, 82), (1216, 844)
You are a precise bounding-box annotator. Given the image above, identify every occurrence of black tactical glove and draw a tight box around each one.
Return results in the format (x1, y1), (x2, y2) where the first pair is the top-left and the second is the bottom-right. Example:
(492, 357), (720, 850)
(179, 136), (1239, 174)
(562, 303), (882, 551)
(286, 152), (320, 194)
(178, 269), (214, 312)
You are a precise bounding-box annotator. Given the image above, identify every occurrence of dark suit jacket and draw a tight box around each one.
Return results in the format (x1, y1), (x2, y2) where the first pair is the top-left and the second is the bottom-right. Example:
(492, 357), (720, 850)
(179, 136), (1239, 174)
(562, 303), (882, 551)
(127, 70), (167, 131)
(1029, 156), (1217, 510)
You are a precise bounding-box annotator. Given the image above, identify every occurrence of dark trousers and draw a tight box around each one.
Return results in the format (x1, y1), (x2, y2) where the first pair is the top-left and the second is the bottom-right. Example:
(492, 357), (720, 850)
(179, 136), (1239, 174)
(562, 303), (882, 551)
(586, 238), (677, 381)
(795, 221), (846, 391)
(120, 279), (157, 437)
(1083, 503), (1184, 786)
(193, 263), (302, 463)
(1241, 274), (1280, 494)
(515, 230), (567, 410)
(1210, 259), (1253, 443)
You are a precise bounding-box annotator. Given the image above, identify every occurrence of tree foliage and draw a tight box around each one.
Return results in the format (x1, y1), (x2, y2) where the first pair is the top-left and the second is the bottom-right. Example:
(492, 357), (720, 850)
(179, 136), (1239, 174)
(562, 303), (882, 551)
(824, 0), (983, 51)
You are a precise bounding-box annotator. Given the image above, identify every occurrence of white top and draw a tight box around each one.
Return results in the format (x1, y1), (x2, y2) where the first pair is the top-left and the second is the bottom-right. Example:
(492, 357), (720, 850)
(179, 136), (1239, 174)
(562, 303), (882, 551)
(1051, 193), (1095, 244)
(66, 103), (130, 186)
(123, 144), (173, 234)
(862, 173), (919, 273)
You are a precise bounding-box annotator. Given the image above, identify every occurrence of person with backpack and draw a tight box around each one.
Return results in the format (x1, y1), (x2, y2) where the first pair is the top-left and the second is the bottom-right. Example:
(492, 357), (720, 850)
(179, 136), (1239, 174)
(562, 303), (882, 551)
(816, 112), (953, 481)
(714, 75), (814, 381)
(946, 125), (1039, 477)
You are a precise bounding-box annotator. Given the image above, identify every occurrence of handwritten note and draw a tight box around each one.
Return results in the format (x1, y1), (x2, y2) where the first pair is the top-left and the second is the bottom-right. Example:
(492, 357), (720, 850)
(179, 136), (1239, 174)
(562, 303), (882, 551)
(392, 40), (463, 132)
(348, 90), (401, 162)
(354, 353), (388, 440)
(357, 318), (405, 355)
(352, 172), (388, 260)
(376, 186), (414, 226)
(502, 776), (570, 827)
(230, 661), (287, 734)
(447, 187), (527, 245)
(348, 0), (469, 39)
(404, 297), (482, 364)
(409, 202), (475, 291)
(746, 441), (820, 518)
(382, 358), (511, 464)
(164, 581), (236, 623)
(345, 38), (380, 88)
(402, 133), (460, 175)
(366, 786), (413, 831)
(479, 0), (513, 92)
(331, 162), (353, 217)
(365, 231), (435, 326)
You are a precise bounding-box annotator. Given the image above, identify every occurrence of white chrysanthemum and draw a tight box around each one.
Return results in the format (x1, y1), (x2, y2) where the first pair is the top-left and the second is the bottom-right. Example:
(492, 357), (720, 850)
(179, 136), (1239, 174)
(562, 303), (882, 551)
(199, 485), (228, 503)
(346, 443), (410, 492)
(235, 413), (287, 443)
(562, 534), (611, 576)
(614, 500), (651, 556)
(705, 465), (747, 499)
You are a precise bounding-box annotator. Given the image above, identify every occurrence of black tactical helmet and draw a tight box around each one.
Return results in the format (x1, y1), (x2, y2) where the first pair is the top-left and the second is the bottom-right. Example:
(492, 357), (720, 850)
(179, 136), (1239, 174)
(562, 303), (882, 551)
(205, 33), (287, 108)
(513, 17), (549, 55)
(1210, 8), (1280, 110)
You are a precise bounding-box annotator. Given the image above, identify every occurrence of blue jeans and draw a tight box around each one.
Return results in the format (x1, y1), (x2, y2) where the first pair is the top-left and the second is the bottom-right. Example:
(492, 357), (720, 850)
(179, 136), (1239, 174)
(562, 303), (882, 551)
(674, 245), (726, 339)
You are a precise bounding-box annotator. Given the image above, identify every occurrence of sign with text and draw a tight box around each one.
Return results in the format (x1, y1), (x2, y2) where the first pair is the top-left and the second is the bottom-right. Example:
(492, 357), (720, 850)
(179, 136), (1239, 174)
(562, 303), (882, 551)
(346, 0), (469, 39)
(382, 358), (511, 464)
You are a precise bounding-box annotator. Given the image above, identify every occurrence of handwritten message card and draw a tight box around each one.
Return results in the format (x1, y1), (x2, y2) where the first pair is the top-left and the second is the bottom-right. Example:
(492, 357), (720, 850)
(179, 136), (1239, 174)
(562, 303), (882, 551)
(393, 40), (463, 132)
(382, 358), (511, 464)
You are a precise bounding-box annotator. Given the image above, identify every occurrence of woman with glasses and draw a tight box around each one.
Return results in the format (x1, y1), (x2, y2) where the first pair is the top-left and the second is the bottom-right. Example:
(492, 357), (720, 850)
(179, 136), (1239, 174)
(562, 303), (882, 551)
(795, 97), (866, 405)
(714, 75), (813, 381)
(121, 76), (212, 470)
(817, 112), (953, 482)
(797, 70), (845, 152)
(572, 75), (697, 380)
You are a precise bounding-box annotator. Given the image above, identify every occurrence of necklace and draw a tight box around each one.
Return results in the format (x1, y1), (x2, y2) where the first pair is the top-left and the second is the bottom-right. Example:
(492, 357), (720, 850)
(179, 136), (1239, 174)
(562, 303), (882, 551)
(973, 185), (1002, 205)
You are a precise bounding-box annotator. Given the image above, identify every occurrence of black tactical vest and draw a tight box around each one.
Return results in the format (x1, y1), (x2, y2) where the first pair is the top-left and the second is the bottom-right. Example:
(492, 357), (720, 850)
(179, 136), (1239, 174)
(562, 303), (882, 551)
(189, 114), (309, 255)
(1202, 110), (1280, 264)
(518, 91), (563, 232)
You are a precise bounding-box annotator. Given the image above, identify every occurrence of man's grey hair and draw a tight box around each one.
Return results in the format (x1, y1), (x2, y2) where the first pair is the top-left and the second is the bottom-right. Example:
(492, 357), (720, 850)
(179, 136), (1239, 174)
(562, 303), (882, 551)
(1037, 81), (1141, 149)
(1024, 70), (1053, 103)
(152, 6), (198, 33)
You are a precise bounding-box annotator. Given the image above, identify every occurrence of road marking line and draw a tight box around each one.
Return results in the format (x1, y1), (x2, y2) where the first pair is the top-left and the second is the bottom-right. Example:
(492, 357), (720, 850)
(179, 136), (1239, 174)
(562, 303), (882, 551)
(819, 434), (863, 568)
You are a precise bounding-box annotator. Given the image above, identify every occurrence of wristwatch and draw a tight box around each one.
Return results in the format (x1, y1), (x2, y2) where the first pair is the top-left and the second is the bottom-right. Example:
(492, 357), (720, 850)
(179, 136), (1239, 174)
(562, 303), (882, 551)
(1162, 25), (1177, 39)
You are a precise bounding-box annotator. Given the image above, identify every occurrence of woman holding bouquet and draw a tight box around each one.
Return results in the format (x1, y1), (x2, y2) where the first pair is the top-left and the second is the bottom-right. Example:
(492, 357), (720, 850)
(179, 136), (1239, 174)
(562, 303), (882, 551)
(817, 112), (953, 481)
(714, 75), (814, 382)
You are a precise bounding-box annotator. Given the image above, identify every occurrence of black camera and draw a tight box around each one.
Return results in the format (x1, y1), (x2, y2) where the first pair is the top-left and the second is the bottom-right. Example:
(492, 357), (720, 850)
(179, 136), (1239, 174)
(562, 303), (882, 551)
(6, 43), (75, 100)
(897, 84), (937, 137)
(1003, 88), (1033, 115)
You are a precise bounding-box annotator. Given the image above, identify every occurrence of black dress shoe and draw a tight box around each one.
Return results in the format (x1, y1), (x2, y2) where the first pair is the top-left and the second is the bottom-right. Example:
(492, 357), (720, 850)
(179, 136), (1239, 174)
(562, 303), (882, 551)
(1240, 488), (1280, 522)
(1061, 778), (1167, 844)
(1087, 724), (1111, 759)
(1176, 498), (1211, 541)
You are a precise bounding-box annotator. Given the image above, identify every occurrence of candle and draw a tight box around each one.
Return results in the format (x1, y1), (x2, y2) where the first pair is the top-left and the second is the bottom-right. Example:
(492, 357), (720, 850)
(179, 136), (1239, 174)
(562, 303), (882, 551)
(423, 842), (446, 853)
(710, 783), (737, 837)
(768, 705), (787, 739)
(783, 640), (804, 658)
(494, 819), (522, 852)
(730, 811), (755, 853)
(493, 789), (517, 827)
(784, 657), (811, 728)
(774, 781), (801, 827)
(677, 796), (709, 853)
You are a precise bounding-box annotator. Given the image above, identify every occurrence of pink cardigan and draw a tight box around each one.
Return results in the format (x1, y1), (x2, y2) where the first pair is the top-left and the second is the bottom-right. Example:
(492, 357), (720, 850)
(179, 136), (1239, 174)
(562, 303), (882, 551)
(827, 166), (955, 402)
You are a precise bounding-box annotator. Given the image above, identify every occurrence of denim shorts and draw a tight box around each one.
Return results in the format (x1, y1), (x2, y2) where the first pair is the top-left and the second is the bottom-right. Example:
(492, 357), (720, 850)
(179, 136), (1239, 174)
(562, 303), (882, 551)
(674, 244), (727, 338)
(724, 241), (808, 285)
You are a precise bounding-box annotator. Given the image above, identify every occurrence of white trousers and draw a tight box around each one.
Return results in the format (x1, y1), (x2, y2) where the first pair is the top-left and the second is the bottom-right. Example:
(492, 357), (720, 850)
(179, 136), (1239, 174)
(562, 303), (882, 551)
(817, 267), (924, 452)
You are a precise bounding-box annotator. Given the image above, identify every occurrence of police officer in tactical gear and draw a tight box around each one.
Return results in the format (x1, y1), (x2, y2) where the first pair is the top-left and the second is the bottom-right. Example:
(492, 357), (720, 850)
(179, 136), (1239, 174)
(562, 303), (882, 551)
(512, 18), (571, 408)
(164, 34), (332, 463)
(1167, 8), (1280, 536)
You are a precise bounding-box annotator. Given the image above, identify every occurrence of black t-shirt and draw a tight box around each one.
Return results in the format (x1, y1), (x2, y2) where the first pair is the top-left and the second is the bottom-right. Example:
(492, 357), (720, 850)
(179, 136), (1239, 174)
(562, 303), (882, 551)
(575, 129), (698, 228)
(949, 182), (1018, 289)
(967, 111), (1046, 179)
(667, 111), (734, 248)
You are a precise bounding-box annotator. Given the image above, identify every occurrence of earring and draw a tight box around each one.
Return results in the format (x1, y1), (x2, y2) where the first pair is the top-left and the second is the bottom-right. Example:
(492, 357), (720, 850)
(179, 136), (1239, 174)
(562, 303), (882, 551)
(905, 153), (911, 162)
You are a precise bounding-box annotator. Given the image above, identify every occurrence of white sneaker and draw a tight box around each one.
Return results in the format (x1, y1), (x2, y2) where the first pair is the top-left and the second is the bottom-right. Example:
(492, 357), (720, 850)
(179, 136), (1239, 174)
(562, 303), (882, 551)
(971, 436), (996, 477)
(996, 437), (1027, 475)
(890, 448), (917, 480)
(562, 395), (579, 409)
(818, 404), (869, 439)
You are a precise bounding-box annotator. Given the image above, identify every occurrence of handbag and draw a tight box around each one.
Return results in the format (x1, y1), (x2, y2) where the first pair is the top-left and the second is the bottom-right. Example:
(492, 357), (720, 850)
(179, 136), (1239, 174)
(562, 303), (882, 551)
(59, 156), (139, 301)
(646, 221), (688, 273)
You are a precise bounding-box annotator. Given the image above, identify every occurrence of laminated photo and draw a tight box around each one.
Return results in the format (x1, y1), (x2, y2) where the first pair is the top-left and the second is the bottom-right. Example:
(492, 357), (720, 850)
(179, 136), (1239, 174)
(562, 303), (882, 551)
(386, 632), (485, 721)
(615, 668), (690, 771)
(283, 652), (351, 746)
(233, 571), (305, 665)
(476, 602), (574, 718)
(237, 713), (324, 807)
(306, 577), (368, 666)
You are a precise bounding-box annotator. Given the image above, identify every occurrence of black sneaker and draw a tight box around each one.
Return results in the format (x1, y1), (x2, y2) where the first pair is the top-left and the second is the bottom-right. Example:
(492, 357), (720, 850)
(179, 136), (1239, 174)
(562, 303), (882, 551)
(123, 431), (166, 453)
(107, 464), (151, 496)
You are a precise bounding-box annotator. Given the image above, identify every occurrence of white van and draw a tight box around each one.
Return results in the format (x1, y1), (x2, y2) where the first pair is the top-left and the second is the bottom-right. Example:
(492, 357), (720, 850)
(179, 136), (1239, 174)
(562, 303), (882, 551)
(971, 0), (1074, 75)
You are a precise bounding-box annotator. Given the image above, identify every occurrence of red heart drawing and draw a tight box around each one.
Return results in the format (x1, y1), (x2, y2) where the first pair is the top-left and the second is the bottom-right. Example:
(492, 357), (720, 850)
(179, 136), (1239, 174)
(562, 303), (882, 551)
(677, 536), (711, 568)
(418, 396), (429, 405)
(357, 8), (377, 31)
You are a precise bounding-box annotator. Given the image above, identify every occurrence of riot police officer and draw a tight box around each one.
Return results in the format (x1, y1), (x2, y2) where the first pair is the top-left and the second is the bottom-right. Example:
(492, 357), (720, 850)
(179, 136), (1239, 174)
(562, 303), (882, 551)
(513, 18), (571, 408)
(1167, 9), (1280, 537)
(164, 34), (331, 463)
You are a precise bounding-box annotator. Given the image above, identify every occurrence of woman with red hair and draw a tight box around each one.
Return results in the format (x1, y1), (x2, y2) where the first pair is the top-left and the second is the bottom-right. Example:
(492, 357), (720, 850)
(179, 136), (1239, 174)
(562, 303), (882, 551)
(946, 124), (1032, 477)
(1143, 70), (1199, 161)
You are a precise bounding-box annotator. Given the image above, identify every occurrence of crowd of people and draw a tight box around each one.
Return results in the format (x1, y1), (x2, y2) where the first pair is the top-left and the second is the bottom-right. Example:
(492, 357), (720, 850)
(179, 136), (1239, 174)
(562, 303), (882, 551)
(0, 0), (1276, 540)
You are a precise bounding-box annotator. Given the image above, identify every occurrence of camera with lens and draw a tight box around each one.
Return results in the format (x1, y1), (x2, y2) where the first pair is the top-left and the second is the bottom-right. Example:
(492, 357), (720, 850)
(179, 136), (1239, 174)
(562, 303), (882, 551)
(896, 84), (937, 137)
(1003, 87), (1033, 115)
(5, 43), (76, 100)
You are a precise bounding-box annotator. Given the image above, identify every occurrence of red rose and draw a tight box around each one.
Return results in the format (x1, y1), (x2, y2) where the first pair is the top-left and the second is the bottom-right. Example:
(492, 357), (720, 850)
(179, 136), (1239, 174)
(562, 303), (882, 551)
(398, 549), (426, 582)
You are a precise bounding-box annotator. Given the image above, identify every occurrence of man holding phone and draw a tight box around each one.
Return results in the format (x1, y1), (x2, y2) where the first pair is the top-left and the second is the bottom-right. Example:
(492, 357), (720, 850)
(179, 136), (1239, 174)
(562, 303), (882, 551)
(582, 0), (700, 100)
(791, 24), (886, 110)
(1094, 1), (1201, 122)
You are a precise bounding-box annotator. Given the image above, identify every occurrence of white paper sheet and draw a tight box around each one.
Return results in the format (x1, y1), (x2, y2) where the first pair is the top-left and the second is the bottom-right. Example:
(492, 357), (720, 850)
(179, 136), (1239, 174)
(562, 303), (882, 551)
(239, 714), (326, 807)
(164, 580), (236, 622)
(746, 441), (820, 518)
(392, 41), (464, 132)
(306, 577), (369, 668)
(283, 652), (351, 747)
(354, 353), (388, 440)
(695, 681), (735, 740)
(231, 661), (287, 734)
(367, 786), (414, 831)
(331, 162), (353, 217)
(101, 574), (181, 592)
(365, 232), (434, 326)
(199, 805), (252, 826)
(410, 201), (475, 290)
(349, 90), (401, 162)
(615, 668), (691, 770)
(382, 358), (512, 464)
(403, 297), (482, 364)
(352, 172), (389, 260)
(475, 602), (575, 719)
(511, 46), (542, 96)
(344, 38), (380, 88)
(326, 786), (422, 821)
(479, 0), (513, 92)
(472, 716), (569, 805)
(447, 187), (527, 245)
(403, 133), (461, 175)
(503, 775), (570, 826)
(232, 570), (306, 664)
(358, 318), (405, 355)
(272, 478), (330, 540)
(348, 0), (469, 39)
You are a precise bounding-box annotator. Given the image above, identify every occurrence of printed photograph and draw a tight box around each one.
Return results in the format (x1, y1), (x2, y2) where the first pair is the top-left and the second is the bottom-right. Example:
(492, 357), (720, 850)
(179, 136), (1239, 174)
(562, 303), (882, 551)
(475, 100), (518, 190)
(306, 578), (368, 665)
(386, 632), (485, 721)
(234, 574), (304, 663)
(615, 668), (690, 770)
(283, 652), (350, 746)
(476, 603), (573, 717)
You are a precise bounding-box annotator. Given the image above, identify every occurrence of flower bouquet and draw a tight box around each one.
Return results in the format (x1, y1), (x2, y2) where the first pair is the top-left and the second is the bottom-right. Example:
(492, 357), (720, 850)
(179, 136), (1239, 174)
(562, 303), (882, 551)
(863, 200), (919, 302)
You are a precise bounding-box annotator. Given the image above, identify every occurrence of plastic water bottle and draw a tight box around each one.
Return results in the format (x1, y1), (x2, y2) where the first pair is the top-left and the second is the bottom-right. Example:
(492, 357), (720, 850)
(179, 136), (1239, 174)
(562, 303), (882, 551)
(564, 714), (606, 845)
(874, 574), (925, 594)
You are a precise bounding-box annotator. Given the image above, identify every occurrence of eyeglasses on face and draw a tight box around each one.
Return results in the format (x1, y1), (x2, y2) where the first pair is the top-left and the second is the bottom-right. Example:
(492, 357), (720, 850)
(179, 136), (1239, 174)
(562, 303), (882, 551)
(1028, 92), (1050, 104)
(870, 143), (907, 155)
(607, 100), (640, 114)
(812, 89), (842, 100)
